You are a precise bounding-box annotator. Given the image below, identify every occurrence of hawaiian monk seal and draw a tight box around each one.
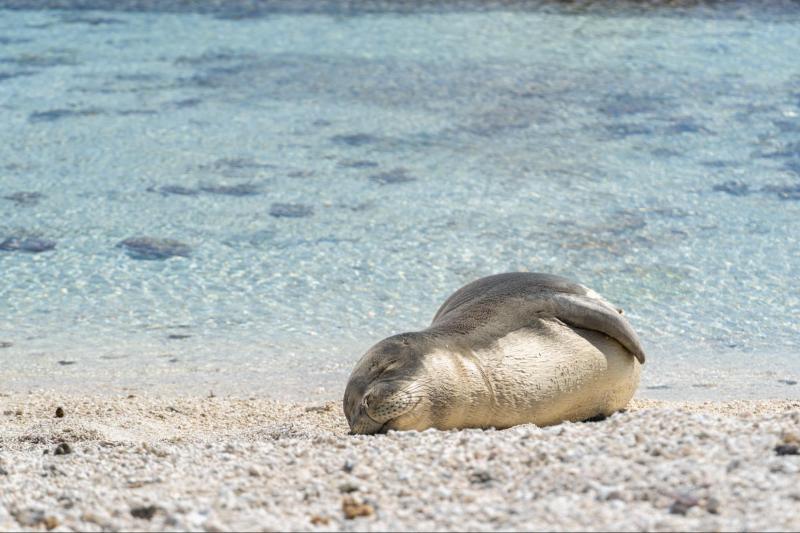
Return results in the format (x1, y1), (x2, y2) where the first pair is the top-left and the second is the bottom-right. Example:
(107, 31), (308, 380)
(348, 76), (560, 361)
(343, 272), (645, 434)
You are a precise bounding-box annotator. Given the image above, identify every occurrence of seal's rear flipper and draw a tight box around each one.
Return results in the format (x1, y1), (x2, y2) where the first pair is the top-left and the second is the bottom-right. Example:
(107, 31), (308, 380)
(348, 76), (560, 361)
(545, 293), (646, 364)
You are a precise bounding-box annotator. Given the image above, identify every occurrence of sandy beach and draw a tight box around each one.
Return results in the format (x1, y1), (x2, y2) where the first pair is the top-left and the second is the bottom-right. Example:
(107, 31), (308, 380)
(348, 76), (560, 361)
(1, 393), (798, 532)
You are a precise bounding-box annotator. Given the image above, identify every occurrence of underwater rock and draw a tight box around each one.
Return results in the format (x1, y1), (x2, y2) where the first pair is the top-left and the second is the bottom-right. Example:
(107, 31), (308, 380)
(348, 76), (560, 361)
(330, 133), (379, 147)
(117, 237), (191, 260)
(147, 185), (198, 196)
(269, 203), (314, 218)
(700, 160), (735, 169)
(0, 236), (56, 253)
(757, 141), (800, 159)
(2, 191), (45, 206)
(29, 108), (102, 123)
(712, 180), (750, 196)
(784, 161), (800, 176)
(287, 170), (314, 178)
(338, 159), (379, 169)
(597, 93), (670, 117)
(201, 157), (274, 176)
(0, 71), (35, 83)
(762, 183), (800, 200)
(172, 97), (202, 109)
(604, 123), (655, 138)
(60, 15), (124, 25)
(650, 148), (681, 158)
(665, 119), (711, 135)
(368, 167), (416, 185)
(200, 183), (260, 196)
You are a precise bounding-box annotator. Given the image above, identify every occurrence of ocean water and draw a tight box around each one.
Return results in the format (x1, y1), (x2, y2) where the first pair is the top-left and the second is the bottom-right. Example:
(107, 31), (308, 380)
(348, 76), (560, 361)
(1, 1), (799, 400)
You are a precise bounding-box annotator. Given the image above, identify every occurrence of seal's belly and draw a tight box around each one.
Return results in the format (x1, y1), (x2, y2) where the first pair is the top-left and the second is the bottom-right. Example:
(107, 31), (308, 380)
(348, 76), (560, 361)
(454, 320), (640, 429)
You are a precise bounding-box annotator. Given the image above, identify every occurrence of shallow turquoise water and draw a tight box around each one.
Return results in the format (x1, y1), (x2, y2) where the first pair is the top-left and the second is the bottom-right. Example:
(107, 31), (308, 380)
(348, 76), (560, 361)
(1, 2), (799, 400)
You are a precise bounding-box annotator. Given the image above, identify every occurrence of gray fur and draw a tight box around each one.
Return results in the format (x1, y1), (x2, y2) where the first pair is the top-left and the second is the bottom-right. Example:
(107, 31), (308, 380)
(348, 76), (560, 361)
(343, 272), (646, 434)
(429, 272), (645, 363)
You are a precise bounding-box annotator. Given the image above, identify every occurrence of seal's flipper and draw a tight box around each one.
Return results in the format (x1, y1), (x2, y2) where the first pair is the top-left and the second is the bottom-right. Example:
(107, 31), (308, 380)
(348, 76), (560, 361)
(543, 293), (646, 363)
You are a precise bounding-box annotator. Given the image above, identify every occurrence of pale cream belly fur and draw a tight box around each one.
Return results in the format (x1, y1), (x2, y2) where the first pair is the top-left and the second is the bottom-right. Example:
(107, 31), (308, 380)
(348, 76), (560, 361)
(394, 319), (641, 431)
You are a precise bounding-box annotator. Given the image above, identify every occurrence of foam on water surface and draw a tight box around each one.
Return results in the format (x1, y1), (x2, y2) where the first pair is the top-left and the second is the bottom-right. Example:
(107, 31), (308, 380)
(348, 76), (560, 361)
(1, 2), (799, 400)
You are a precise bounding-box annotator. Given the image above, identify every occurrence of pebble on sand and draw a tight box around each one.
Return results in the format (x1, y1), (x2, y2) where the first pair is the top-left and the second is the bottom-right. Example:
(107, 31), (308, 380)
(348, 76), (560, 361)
(130, 506), (159, 520)
(54, 442), (72, 455)
(669, 494), (699, 515)
(775, 444), (799, 456)
(342, 496), (374, 520)
(55, 407), (65, 418)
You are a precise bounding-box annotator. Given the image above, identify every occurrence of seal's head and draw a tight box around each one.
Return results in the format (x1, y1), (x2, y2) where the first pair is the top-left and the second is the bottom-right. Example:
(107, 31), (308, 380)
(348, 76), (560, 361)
(343, 334), (432, 435)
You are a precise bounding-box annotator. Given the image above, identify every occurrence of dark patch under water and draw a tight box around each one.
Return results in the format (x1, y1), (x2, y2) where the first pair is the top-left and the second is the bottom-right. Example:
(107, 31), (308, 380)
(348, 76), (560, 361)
(114, 72), (161, 82)
(174, 49), (258, 66)
(664, 118), (711, 135)
(147, 185), (198, 196)
(338, 159), (379, 169)
(368, 167), (417, 185)
(756, 141), (800, 159)
(269, 203), (314, 218)
(712, 180), (800, 200)
(700, 159), (736, 168)
(605, 123), (655, 138)
(0, 236), (56, 253)
(59, 14), (125, 25)
(116, 109), (158, 116)
(0, 71), (35, 82)
(287, 170), (314, 178)
(199, 183), (261, 196)
(773, 120), (800, 133)
(762, 183), (800, 200)
(650, 148), (682, 158)
(0, 51), (78, 68)
(29, 108), (103, 122)
(330, 133), (380, 147)
(0, 36), (32, 45)
(713, 180), (750, 196)
(3, 191), (45, 206)
(597, 93), (672, 118)
(171, 97), (203, 109)
(199, 157), (274, 178)
(116, 237), (192, 260)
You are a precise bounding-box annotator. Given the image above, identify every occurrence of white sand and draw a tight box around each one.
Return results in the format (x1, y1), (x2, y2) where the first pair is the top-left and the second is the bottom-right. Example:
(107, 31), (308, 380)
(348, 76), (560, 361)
(1, 393), (799, 531)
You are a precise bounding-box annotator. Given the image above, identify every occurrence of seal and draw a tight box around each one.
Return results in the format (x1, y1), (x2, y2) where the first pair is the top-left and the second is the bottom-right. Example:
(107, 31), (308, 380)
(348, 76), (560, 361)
(343, 272), (645, 434)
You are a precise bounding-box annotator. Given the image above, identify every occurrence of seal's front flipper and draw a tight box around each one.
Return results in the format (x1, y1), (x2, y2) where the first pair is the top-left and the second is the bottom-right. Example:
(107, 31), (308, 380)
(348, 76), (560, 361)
(545, 293), (646, 364)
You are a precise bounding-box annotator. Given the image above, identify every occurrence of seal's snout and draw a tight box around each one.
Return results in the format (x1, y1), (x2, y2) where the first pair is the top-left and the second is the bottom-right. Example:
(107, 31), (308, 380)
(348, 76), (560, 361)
(348, 405), (387, 435)
(344, 333), (429, 435)
(343, 378), (382, 435)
